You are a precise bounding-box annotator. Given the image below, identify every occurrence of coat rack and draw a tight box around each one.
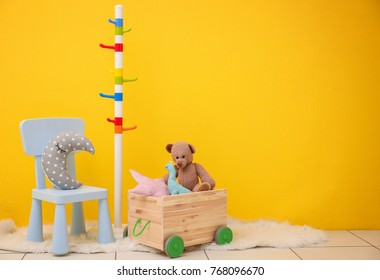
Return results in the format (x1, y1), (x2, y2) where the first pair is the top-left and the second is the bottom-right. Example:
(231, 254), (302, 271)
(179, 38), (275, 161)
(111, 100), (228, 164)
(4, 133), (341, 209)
(99, 4), (137, 228)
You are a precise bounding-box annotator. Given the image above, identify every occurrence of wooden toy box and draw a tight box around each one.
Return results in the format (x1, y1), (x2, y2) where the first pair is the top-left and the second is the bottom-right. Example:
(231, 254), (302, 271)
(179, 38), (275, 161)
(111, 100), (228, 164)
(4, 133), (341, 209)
(128, 189), (231, 256)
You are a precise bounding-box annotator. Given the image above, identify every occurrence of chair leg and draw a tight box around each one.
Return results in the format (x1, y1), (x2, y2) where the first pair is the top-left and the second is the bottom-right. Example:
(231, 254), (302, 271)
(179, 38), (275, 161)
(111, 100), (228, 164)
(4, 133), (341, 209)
(52, 204), (69, 255)
(98, 198), (115, 244)
(27, 198), (43, 242)
(71, 202), (86, 236)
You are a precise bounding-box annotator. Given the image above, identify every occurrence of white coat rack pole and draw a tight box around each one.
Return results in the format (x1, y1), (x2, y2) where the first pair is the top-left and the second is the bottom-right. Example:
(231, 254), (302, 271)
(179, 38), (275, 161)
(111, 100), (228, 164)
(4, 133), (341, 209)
(99, 4), (137, 228)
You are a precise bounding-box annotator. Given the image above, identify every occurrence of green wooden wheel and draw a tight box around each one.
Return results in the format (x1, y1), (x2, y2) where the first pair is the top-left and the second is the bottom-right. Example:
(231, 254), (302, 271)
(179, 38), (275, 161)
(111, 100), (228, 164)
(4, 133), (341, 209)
(123, 225), (128, 238)
(164, 235), (184, 258)
(215, 226), (233, 245)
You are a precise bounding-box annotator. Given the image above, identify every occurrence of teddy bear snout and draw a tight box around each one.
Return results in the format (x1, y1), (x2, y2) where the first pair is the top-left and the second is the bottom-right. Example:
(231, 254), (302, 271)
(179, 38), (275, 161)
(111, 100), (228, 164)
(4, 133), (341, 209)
(176, 159), (187, 168)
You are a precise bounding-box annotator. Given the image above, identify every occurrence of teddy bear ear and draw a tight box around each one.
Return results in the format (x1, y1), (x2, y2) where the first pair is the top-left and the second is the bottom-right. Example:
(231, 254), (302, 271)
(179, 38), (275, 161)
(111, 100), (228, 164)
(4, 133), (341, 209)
(166, 144), (173, 153)
(189, 144), (196, 153)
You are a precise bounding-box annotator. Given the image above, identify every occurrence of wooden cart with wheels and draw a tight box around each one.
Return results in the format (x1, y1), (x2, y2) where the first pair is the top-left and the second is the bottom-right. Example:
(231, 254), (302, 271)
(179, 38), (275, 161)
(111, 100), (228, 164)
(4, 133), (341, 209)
(126, 189), (233, 258)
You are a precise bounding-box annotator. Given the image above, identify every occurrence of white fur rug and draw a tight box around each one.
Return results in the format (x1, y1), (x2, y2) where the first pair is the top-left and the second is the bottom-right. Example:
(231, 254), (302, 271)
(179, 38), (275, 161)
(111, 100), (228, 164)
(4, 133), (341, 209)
(0, 218), (327, 254)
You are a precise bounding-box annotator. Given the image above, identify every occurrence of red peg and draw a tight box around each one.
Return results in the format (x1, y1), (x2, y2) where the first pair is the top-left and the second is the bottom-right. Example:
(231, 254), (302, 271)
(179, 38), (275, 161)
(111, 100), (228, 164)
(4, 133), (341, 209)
(107, 118), (115, 124)
(99, 43), (115, 50)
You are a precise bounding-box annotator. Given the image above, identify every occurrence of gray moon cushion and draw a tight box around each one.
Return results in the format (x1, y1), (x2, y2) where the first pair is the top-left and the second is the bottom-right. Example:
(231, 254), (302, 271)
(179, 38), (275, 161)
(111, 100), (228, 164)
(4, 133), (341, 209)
(41, 132), (95, 190)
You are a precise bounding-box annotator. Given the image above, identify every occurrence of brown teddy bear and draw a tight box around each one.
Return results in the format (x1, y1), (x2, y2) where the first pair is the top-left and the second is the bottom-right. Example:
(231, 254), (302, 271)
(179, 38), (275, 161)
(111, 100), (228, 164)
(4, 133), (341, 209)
(163, 141), (215, 192)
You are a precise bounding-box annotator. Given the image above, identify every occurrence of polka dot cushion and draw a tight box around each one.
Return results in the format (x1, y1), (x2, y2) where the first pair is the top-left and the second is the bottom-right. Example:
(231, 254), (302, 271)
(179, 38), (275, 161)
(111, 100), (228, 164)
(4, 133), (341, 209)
(41, 132), (95, 190)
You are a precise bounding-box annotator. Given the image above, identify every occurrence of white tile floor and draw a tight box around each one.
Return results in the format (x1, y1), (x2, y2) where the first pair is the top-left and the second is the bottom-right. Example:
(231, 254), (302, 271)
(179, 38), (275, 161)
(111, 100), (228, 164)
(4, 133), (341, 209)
(1, 230), (380, 260)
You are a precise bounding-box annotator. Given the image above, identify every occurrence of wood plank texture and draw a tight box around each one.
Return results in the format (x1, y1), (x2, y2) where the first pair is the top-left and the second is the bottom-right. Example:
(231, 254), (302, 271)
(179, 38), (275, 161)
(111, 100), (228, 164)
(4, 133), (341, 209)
(128, 189), (228, 252)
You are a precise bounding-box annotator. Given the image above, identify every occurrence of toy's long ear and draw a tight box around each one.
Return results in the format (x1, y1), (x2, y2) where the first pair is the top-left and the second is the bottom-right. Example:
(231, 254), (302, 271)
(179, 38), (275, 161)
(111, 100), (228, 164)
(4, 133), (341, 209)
(166, 144), (173, 153)
(189, 144), (196, 154)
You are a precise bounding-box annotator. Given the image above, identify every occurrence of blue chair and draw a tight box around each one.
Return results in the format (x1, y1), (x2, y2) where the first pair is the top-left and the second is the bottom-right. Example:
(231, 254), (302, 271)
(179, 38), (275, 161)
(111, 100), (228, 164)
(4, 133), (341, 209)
(20, 118), (115, 255)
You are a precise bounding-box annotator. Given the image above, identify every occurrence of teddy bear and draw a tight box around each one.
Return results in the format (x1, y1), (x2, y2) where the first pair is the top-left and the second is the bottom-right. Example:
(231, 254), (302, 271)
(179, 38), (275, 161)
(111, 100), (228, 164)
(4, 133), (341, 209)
(163, 141), (215, 192)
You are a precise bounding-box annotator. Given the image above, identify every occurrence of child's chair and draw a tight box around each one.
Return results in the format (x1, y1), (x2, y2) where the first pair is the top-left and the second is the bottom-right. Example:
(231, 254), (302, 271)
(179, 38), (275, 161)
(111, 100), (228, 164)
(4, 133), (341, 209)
(20, 118), (115, 255)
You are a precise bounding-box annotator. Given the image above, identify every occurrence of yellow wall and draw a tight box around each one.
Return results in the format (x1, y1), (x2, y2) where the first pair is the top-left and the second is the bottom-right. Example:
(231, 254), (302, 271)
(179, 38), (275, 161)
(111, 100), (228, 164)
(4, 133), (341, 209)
(1, 0), (379, 230)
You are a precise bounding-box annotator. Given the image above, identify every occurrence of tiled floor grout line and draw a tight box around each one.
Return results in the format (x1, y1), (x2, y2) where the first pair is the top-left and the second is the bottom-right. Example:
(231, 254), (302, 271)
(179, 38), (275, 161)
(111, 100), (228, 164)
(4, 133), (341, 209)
(3, 229), (380, 260)
(347, 230), (377, 248)
(203, 250), (210, 260)
(289, 248), (303, 260)
(312, 245), (373, 248)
